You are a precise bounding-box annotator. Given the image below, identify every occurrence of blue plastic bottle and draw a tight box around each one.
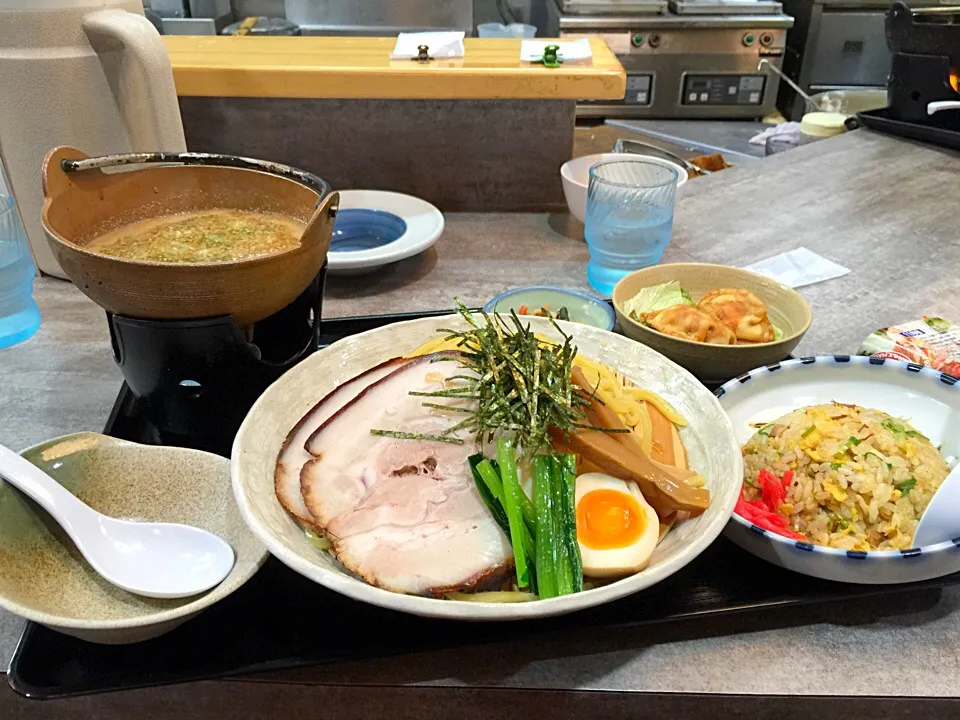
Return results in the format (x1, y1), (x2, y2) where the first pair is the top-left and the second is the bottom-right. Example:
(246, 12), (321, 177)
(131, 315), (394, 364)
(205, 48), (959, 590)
(0, 175), (40, 349)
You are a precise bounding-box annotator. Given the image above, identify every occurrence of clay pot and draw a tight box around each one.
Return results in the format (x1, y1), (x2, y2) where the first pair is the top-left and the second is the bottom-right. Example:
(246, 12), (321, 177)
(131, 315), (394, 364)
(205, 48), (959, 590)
(41, 146), (338, 326)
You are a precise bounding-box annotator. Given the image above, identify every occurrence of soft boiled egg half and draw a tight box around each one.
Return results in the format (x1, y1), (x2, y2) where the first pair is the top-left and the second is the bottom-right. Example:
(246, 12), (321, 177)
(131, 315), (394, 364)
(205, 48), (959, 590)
(575, 473), (660, 578)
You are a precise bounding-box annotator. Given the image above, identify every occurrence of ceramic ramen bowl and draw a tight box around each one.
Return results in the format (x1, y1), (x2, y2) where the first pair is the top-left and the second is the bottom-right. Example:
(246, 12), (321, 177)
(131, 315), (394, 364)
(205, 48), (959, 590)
(232, 315), (743, 621)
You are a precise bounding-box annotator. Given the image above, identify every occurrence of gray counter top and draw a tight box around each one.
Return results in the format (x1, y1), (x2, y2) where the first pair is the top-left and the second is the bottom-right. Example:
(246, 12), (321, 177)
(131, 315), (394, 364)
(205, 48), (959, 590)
(1, 128), (959, 716)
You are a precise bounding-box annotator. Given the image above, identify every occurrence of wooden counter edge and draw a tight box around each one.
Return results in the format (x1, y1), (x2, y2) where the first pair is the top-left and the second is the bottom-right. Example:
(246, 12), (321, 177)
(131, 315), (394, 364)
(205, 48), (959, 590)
(164, 37), (626, 100)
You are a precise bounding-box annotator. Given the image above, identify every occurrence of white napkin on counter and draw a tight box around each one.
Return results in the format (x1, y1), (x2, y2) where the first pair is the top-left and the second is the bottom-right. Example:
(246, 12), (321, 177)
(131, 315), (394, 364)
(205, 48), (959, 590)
(390, 32), (465, 59)
(741, 247), (850, 288)
(520, 38), (592, 62)
(749, 122), (802, 146)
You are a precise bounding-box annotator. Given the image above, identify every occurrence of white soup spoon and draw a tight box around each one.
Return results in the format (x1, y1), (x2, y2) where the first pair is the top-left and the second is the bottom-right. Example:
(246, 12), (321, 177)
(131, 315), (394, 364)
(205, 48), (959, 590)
(0, 445), (235, 599)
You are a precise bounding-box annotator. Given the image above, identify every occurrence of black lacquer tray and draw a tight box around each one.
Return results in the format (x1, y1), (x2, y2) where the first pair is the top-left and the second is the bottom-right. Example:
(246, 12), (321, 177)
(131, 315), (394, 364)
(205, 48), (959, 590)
(9, 309), (960, 700)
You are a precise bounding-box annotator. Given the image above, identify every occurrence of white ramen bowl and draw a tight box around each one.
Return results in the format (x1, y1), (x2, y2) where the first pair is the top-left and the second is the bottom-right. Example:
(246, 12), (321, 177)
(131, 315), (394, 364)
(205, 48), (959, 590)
(718, 355), (960, 585)
(232, 315), (742, 620)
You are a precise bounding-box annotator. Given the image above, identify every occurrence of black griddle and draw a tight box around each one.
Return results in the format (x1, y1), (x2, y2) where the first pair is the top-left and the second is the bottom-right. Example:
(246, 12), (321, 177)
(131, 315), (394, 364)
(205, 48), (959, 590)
(857, 3), (960, 149)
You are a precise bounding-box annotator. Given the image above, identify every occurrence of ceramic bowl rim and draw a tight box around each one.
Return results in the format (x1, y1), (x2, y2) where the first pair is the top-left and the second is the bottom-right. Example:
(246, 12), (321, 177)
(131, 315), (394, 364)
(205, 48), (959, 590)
(612, 263), (813, 350)
(43, 168), (327, 271)
(560, 152), (689, 192)
(482, 285), (616, 331)
(718, 356), (960, 559)
(326, 189), (444, 271)
(231, 315), (742, 620)
(0, 433), (268, 631)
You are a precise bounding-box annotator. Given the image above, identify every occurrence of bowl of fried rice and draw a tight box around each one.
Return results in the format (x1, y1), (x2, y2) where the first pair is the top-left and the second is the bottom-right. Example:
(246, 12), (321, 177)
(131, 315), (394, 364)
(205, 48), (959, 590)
(716, 355), (960, 584)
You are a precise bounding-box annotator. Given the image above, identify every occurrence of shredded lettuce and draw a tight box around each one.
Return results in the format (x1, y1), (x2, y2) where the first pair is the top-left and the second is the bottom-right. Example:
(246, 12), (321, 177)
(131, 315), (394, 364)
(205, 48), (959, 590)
(623, 281), (695, 321)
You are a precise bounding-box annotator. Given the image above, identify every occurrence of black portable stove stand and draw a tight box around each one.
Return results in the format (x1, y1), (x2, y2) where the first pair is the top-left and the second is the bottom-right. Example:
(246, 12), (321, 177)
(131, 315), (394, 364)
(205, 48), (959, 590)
(856, 2), (960, 149)
(107, 266), (326, 454)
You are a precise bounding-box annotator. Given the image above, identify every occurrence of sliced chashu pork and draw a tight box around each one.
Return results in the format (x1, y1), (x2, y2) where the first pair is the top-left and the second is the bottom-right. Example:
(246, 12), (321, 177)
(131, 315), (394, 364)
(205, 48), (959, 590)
(301, 352), (513, 596)
(275, 357), (407, 524)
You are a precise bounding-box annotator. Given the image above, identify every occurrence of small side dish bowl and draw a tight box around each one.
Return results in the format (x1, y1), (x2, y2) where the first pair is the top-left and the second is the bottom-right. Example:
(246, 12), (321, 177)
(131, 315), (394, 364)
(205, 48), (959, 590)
(560, 153), (688, 225)
(483, 286), (615, 331)
(612, 263), (813, 384)
(717, 356), (960, 584)
(0, 433), (267, 644)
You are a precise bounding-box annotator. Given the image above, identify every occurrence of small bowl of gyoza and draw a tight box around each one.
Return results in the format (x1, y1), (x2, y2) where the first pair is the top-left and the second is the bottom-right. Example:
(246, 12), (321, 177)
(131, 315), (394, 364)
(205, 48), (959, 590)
(612, 263), (813, 385)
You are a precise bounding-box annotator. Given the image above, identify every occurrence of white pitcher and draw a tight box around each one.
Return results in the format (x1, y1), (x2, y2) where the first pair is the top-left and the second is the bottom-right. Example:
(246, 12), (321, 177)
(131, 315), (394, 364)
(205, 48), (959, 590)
(0, 0), (185, 278)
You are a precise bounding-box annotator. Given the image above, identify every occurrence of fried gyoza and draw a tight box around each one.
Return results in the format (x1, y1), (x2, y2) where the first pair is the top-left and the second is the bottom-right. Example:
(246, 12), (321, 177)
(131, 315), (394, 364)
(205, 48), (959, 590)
(647, 304), (737, 345)
(689, 153), (731, 173)
(697, 288), (775, 343)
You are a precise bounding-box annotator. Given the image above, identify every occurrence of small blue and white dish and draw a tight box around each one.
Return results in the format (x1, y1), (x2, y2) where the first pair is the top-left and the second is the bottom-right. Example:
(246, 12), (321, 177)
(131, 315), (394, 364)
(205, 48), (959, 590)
(483, 286), (616, 331)
(717, 355), (960, 585)
(327, 190), (444, 276)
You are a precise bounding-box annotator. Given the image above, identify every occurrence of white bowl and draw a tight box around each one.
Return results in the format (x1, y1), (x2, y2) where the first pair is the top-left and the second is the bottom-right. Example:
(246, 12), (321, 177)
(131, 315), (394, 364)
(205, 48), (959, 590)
(717, 355), (960, 585)
(232, 315), (742, 620)
(560, 153), (688, 225)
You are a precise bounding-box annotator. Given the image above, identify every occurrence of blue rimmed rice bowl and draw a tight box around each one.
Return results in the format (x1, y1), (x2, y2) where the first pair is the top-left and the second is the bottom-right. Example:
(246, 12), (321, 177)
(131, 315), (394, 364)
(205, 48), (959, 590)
(716, 355), (960, 584)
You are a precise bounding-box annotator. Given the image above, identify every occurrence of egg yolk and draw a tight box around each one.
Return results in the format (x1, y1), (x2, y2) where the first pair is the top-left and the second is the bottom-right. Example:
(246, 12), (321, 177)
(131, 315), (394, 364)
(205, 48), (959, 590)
(576, 489), (646, 550)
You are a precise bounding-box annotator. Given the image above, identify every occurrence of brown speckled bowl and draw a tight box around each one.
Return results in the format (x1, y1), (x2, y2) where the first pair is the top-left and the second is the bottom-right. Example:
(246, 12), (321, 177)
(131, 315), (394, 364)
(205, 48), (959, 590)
(612, 263), (813, 384)
(0, 433), (267, 644)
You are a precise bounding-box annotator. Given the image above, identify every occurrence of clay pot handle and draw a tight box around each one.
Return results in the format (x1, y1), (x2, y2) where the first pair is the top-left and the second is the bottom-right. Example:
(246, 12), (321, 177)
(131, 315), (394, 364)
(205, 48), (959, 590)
(54, 151), (332, 199)
(42, 146), (92, 203)
(301, 192), (340, 260)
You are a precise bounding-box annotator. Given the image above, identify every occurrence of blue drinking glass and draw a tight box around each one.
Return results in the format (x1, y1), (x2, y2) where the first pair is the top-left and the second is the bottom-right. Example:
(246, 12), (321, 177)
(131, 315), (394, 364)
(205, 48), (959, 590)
(0, 195), (40, 349)
(584, 160), (679, 296)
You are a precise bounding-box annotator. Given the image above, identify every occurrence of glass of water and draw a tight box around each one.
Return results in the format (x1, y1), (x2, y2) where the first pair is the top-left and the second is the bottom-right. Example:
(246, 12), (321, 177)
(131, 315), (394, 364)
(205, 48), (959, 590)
(0, 194), (40, 349)
(584, 160), (679, 296)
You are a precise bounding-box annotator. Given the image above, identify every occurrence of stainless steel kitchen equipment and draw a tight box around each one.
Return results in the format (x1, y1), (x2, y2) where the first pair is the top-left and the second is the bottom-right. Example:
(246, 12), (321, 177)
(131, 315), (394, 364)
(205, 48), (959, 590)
(283, 0), (474, 35)
(545, 0), (794, 118)
(558, 0), (669, 12)
(758, 57), (819, 110)
(157, 0), (474, 35)
(146, 0), (232, 34)
(613, 136), (714, 173)
(777, 0), (946, 120)
(222, 16), (299, 35)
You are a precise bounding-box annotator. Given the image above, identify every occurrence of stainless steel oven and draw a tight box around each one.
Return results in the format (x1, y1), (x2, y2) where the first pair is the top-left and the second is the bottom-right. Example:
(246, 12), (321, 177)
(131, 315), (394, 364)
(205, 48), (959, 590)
(545, 0), (794, 119)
